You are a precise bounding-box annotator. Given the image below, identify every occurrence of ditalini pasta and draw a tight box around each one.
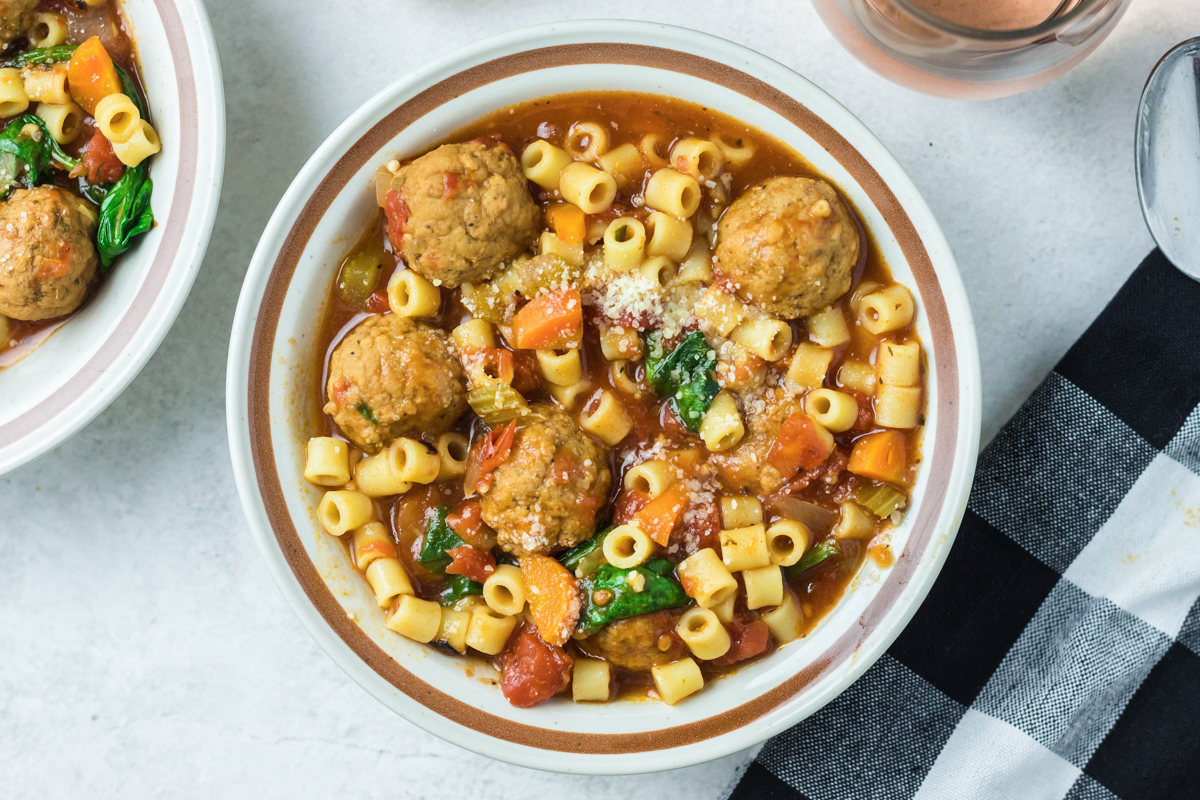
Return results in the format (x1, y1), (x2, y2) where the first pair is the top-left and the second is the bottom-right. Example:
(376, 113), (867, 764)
(306, 91), (925, 709)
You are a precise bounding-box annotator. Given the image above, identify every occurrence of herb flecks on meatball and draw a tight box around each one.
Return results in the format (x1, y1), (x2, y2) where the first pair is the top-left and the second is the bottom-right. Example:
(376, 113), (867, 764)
(713, 176), (859, 319)
(324, 314), (468, 452)
(381, 142), (541, 289)
(0, 186), (99, 321)
(478, 405), (611, 557)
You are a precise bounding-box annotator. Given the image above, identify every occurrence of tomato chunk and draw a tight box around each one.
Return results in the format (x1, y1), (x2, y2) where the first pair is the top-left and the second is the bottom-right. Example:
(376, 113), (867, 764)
(444, 545), (496, 583)
(510, 289), (582, 350)
(711, 619), (770, 666)
(498, 624), (573, 708)
(767, 413), (833, 480)
(611, 488), (651, 525)
(384, 189), (410, 251)
(78, 130), (125, 184)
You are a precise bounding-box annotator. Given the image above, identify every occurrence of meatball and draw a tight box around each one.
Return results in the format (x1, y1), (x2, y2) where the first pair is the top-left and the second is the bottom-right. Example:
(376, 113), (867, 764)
(384, 142), (541, 289)
(713, 177), (859, 319)
(709, 386), (802, 492)
(0, 186), (99, 321)
(479, 405), (611, 557)
(0, 0), (38, 49)
(580, 612), (685, 672)
(324, 314), (468, 451)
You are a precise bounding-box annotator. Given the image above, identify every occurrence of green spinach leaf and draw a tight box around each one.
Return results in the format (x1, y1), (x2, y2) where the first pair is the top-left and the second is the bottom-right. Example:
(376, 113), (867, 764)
(644, 331), (719, 433)
(578, 557), (689, 634)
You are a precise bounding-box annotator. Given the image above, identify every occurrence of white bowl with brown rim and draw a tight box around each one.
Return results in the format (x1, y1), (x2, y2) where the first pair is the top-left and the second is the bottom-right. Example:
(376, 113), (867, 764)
(226, 20), (980, 774)
(0, 0), (224, 476)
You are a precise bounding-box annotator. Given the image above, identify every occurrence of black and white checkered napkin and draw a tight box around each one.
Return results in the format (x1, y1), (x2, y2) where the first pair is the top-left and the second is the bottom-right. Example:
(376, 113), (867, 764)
(726, 250), (1200, 800)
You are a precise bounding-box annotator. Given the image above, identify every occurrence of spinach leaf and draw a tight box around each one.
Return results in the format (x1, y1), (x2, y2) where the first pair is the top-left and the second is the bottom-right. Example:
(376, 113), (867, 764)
(578, 557), (689, 634)
(2, 45), (77, 69)
(417, 506), (484, 605)
(94, 63), (154, 270)
(558, 526), (611, 577)
(644, 331), (719, 433)
(440, 573), (483, 606)
(0, 114), (78, 198)
(355, 402), (378, 425)
(787, 540), (841, 576)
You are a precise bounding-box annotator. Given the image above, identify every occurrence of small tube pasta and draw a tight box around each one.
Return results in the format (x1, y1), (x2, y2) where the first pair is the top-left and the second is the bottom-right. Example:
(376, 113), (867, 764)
(786, 343), (834, 390)
(385, 594), (442, 642)
(0, 68), (29, 117)
(483, 564), (526, 616)
(579, 390), (632, 446)
(392, 438), (441, 484)
(354, 446), (413, 497)
(598, 142), (642, 187)
(712, 133), (755, 167)
(366, 558), (414, 608)
(536, 348), (582, 387)
(644, 211), (693, 262)
(20, 64), (69, 105)
(876, 340), (921, 387)
(623, 460), (675, 498)
(452, 319), (496, 352)
(94, 92), (141, 144)
(610, 360), (640, 395)
(638, 256), (676, 288)
(742, 565), (784, 610)
(699, 391), (744, 452)
(465, 605), (519, 655)
(603, 217), (646, 271)
(436, 432), (470, 480)
(639, 134), (669, 168)
(807, 305), (851, 347)
(834, 501), (876, 540)
(599, 324), (643, 360)
(676, 236), (712, 284)
(559, 162), (617, 213)
(765, 520), (810, 567)
(669, 138), (724, 181)
(437, 607), (471, 654)
(304, 437), (350, 486)
(572, 659), (612, 702)
(761, 591), (804, 644)
(719, 496), (763, 530)
(318, 490), (374, 536)
(549, 378), (592, 410)
(644, 169), (701, 219)
(804, 388), (859, 433)
(694, 286), (749, 337)
(710, 590), (737, 624)
(29, 12), (68, 48)
(111, 120), (161, 167)
(34, 101), (84, 145)
(838, 360), (876, 395)
(730, 318), (793, 362)
(859, 285), (915, 334)
(719, 524), (771, 572)
(874, 385), (922, 429)
(521, 140), (573, 190)
(538, 230), (585, 267)
(352, 522), (399, 570)
(565, 121), (609, 161)
(676, 607), (731, 660)
(602, 524), (654, 569)
(651, 658), (704, 705)
(677, 548), (738, 608)
(388, 269), (441, 316)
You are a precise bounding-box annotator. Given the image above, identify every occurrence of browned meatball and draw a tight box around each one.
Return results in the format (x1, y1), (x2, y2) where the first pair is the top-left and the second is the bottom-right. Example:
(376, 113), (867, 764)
(0, 186), (99, 321)
(324, 314), (468, 452)
(580, 611), (685, 672)
(479, 405), (611, 557)
(384, 143), (541, 289)
(713, 177), (859, 319)
(709, 386), (802, 492)
(0, 0), (38, 49)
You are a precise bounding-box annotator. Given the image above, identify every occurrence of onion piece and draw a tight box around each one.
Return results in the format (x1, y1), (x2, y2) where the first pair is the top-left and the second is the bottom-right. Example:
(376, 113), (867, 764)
(768, 496), (839, 537)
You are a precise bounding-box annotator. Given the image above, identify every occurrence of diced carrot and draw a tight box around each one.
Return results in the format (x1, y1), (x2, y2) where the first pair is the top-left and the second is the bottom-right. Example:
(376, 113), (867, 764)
(519, 555), (582, 647)
(545, 204), (586, 244)
(632, 482), (690, 546)
(357, 540), (398, 562)
(767, 413), (834, 480)
(510, 289), (582, 350)
(848, 430), (908, 487)
(67, 37), (122, 115)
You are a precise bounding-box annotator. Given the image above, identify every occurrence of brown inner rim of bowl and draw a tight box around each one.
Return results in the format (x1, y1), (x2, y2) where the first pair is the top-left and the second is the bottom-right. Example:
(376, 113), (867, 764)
(0, 0), (200, 449)
(248, 43), (960, 755)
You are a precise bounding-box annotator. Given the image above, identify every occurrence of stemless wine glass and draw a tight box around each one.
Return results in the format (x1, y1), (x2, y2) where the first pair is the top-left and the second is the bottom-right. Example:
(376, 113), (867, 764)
(811, 0), (1132, 99)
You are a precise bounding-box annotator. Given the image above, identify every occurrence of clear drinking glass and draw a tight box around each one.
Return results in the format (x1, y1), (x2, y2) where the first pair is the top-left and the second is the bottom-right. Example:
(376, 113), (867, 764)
(810, 0), (1132, 99)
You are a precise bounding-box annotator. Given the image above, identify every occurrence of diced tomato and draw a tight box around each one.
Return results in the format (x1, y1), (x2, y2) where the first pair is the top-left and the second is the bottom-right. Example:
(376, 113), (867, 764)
(442, 172), (460, 200)
(660, 403), (698, 440)
(711, 619), (771, 666)
(447, 500), (495, 550)
(471, 420), (516, 493)
(612, 488), (651, 525)
(34, 243), (74, 281)
(329, 376), (352, 408)
(767, 413), (833, 480)
(851, 390), (875, 431)
(364, 289), (390, 314)
(510, 289), (582, 350)
(497, 624), (573, 708)
(78, 130), (125, 184)
(444, 545), (496, 583)
(687, 498), (722, 554)
(384, 189), (410, 251)
(510, 349), (541, 395)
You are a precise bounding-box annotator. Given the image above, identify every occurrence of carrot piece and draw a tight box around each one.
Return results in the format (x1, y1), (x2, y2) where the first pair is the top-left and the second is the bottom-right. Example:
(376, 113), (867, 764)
(632, 482), (690, 546)
(767, 413), (834, 480)
(67, 37), (123, 115)
(848, 430), (908, 487)
(519, 555), (582, 647)
(510, 289), (582, 350)
(545, 204), (586, 244)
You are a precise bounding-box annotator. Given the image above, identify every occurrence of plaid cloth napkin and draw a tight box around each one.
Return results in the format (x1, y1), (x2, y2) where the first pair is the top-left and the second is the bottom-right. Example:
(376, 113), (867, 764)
(727, 250), (1200, 800)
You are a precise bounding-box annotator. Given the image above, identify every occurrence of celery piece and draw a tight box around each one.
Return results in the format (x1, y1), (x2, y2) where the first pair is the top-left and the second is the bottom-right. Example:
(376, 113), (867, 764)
(853, 481), (907, 519)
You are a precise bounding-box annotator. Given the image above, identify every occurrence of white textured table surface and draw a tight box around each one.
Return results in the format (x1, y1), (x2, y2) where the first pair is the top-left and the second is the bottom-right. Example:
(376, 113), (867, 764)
(1, 0), (1191, 796)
